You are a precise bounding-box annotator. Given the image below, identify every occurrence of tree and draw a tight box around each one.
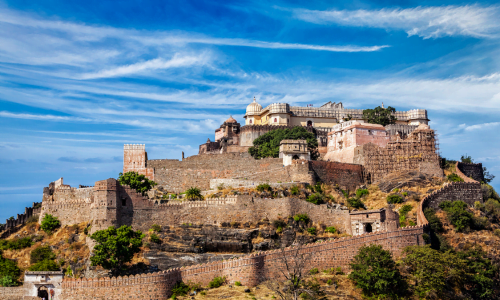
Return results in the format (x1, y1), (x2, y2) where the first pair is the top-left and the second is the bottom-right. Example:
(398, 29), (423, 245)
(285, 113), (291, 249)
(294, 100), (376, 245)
(30, 246), (56, 264)
(261, 243), (323, 300)
(439, 200), (474, 232)
(0, 251), (20, 286)
(248, 127), (319, 160)
(185, 187), (203, 200)
(461, 154), (473, 163)
(40, 214), (61, 234)
(90, 225), (145, 275)
(29, 259), (60, 271)
(118, 171), (157, 195)
(362, 106), (397, 126)
(348, 245), (406, 299)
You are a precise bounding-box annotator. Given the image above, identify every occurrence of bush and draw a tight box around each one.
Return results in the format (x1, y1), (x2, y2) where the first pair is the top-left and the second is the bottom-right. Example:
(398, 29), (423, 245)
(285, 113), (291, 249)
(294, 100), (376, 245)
(272, 219), (287, 229)
(424, 208), (443, 232)
(481, 184), (499, 201)
(29, 259), (60, 271)
(309, 268), (319, 275)
(26, 215), (38, 224)
(355, 189), (369, 198)
(399, 204), (413, 216)
(306, 227), (317, 235)
(306, 193), (323, 205)
(347, 197), (364, 209)
(349, 245), (406, 298)
(208, 276), (226, 288)
(494, 229), (500, 237)
(439, 200), (474, 232)
(0, 254), (20, 286)
(290, 185), (300, 195)
(314, 183), (323, 193)
(40, 214), (61, 234)
(386, 194), (403, 204)
(256, 183), (272, 192)
(118, 171), (157, 195)
(325, 226), (337, 234)
(447, 173), (464, 182)
(171, 281), (190, 297)
(293, 213), (310, 223)
(150, 224), (161, 232)
(484, 199), (500, 218)
(0, 237), (32, 250)
(150, 233), (161, 244)
(234, 281), (242, 286)
(185, 187), (203, 200)
(30, 246), (56, 264)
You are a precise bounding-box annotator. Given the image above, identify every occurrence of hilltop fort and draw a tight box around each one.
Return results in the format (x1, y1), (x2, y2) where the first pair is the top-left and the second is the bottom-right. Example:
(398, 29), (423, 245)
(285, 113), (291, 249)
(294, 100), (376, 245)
(0, 99), (489, 300)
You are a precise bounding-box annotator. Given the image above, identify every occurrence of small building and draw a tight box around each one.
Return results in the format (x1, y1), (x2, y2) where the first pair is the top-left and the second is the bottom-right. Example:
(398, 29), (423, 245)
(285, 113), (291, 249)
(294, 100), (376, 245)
(279, 139), (310, 166)
(350, 208), (399, 236)
(24, 271), (64, 299)
(324, 120), (390, 163)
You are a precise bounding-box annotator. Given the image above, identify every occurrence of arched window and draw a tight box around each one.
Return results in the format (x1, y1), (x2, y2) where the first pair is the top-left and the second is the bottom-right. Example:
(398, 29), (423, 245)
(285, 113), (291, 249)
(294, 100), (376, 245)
(365, 223), (373, 233)
(274, 118), (277, 123)
(292, 155), (300, 160)
(307, 120), (313, 127)
(249, 119), (252, 124)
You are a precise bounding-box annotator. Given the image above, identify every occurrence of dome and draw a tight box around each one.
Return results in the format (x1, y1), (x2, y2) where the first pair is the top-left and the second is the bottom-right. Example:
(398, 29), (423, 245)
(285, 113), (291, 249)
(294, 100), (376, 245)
(417, 123), (430, 130)
(225, 115), (237, 123)
(246, 97), (262, 115)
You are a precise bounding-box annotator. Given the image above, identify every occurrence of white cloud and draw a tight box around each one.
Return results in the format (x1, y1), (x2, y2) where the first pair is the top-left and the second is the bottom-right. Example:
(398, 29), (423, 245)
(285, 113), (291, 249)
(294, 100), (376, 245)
(292, 5), (500, 39)
(462, 122), (500, 131)
(79, 53), (211, 79)
(0, 111), (92, 122)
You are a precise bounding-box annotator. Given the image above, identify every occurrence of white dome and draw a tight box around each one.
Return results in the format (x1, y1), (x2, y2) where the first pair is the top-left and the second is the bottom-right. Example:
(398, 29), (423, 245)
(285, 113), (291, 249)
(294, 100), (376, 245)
(246, 97), (262, 114)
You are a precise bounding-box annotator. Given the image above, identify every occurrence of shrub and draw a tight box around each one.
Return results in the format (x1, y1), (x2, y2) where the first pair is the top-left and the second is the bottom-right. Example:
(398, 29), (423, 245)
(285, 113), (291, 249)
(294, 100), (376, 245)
(481, 184), (500, 201)
(340, 189), (349, 199)
(402, 191), (408, 196)
(29, 259), (60, 271)
(0, 275), (17, 287)
(0, 237), (32, 250)
(439, 200), (474, 232)
(325, 226), (337, 234)
(474, 201), (485, 211)
(484, 199), (500, 218)
(309, 268), (319, 275)
(40, 214), (61, 234)
(217, 183), (225, 191)
(326, 279), (333, 285)
(272, 219), (287, 229)
(26, 215), (38, 224)
(234, 281), (242, 286)
(293, 213), (310, 223)
(347, 197), (364, 209)
(494, 229), (500, 237)
(386, 194), (403, 204)
(83, 227), (89, 235)
(256, 183), (272, 192)
(208, 276), (226, 288)
(355, 189), (369, 198)
(306, 193), (323, 205)
(118, 171), (157, 195)
(314, 183), (323, 193)
(30, 246), (56, 264)
(307, 227), (317, 235)
(399, 204), (413, 216)
(423, 208), (443, 232)
(290, 185), (300, 195)
(0, 254), (20, 286)
(447, 173), (464, 182)
(349, 245), (406, 298)
(171, 281), (190, 297)
(150, 224), (161, 232)
(150, 234), (161, 244)
(185, 187), (203, 200)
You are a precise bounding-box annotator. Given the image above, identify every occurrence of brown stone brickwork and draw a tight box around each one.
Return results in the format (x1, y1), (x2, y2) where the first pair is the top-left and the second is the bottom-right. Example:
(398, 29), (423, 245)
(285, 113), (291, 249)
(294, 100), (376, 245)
(457, 162), (484, 183)
(309, 161), (364, 191)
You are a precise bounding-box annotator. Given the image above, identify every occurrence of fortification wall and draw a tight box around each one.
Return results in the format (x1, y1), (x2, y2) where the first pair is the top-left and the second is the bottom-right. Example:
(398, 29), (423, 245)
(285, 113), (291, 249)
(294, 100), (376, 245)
(457, 162), (484, 183)
(309, 161), (364, 191)
(0, 287), (27, 300)
(3, 202), (41, 231)
(148, 153), (314, 192)
(40, 200), (92, 226)
(60, 225), (424, 299)
(118, 190), (352, 233)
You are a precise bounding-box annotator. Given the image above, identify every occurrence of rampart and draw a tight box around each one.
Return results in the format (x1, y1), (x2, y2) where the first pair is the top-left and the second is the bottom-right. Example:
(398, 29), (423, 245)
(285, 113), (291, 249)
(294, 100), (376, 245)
(309, 161), (364, 191)
(456, 162), (484, 183)
(1, 202), (41, 233)
(60, 226), (424, 299)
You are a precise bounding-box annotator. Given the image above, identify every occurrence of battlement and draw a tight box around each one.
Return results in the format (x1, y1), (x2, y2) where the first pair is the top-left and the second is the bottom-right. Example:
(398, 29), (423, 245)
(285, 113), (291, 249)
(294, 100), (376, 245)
(124, 144), (146, 150)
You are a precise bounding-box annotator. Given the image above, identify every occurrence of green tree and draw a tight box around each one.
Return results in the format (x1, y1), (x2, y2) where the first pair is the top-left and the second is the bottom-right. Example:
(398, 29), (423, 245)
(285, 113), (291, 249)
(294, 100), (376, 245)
(185, 187), (203, 200)
(0, 252), (20, 286)
(40, 214), (61, 234)
(461, 154), (473, 163)
(30, 246), (56, 264)
(90, 225), (145, 275)
(348, 245), (406, 299)
(362, 106), (397, 126)
(402, 245), (466, 298)
(118, 171), (157, 195)
(248, 127), (319, 160)
(439, 200), (474, 232)
(457, 246), (497, 299)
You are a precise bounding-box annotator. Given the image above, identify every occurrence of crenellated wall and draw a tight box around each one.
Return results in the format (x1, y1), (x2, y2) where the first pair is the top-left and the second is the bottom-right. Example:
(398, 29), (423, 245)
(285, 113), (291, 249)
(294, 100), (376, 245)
(456, 162), (484, 183)
(2, 202), (41, 231)
(60, 225), (424, 299)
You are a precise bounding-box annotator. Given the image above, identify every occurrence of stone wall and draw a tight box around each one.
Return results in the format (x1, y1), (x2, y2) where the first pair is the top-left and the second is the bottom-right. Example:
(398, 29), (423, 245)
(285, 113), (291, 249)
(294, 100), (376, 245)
(309, 161), (364, 191)
(3, 202), (41, 230)
(209, 179), (303, 190)
(40, 185), (93, 226)
(0, 287), (27, 300)
(148, 153), (315, 193)
(60, 226), (424, 299)
(457, 162), (484, 183)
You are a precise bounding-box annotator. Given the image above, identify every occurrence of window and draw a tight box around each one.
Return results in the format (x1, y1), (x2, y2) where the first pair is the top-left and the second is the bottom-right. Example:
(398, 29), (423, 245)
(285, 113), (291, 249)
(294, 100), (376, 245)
(249, 119), (252, 124)
(122, 198), (126, 206)
(274, 118), (277, 122)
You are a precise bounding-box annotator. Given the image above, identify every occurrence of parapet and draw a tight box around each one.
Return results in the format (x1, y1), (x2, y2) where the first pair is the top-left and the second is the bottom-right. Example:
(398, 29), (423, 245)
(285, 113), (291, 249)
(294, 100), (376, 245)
(124, 144), (146, 150)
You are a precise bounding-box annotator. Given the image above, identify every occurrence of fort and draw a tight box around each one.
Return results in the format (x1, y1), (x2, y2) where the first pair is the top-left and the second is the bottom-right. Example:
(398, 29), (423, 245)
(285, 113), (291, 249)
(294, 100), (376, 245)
(0, 98), (487, 299)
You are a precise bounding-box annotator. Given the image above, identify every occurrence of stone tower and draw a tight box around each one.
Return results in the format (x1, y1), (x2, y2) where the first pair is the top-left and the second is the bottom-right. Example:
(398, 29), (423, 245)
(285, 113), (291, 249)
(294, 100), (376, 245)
(123, 144), (154, 180)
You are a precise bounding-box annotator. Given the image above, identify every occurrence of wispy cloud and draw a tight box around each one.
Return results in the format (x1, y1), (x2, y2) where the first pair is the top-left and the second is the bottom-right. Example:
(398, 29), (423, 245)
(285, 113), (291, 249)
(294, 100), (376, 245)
(459, 122), (500, 131)
(292, 5), (500, 39)
(0, 111), (92, 122)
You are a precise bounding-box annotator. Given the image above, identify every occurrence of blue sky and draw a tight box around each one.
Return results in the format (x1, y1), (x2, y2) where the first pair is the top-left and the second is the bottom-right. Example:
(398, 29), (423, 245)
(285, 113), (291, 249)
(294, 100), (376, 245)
(1, 0), (499, 221)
